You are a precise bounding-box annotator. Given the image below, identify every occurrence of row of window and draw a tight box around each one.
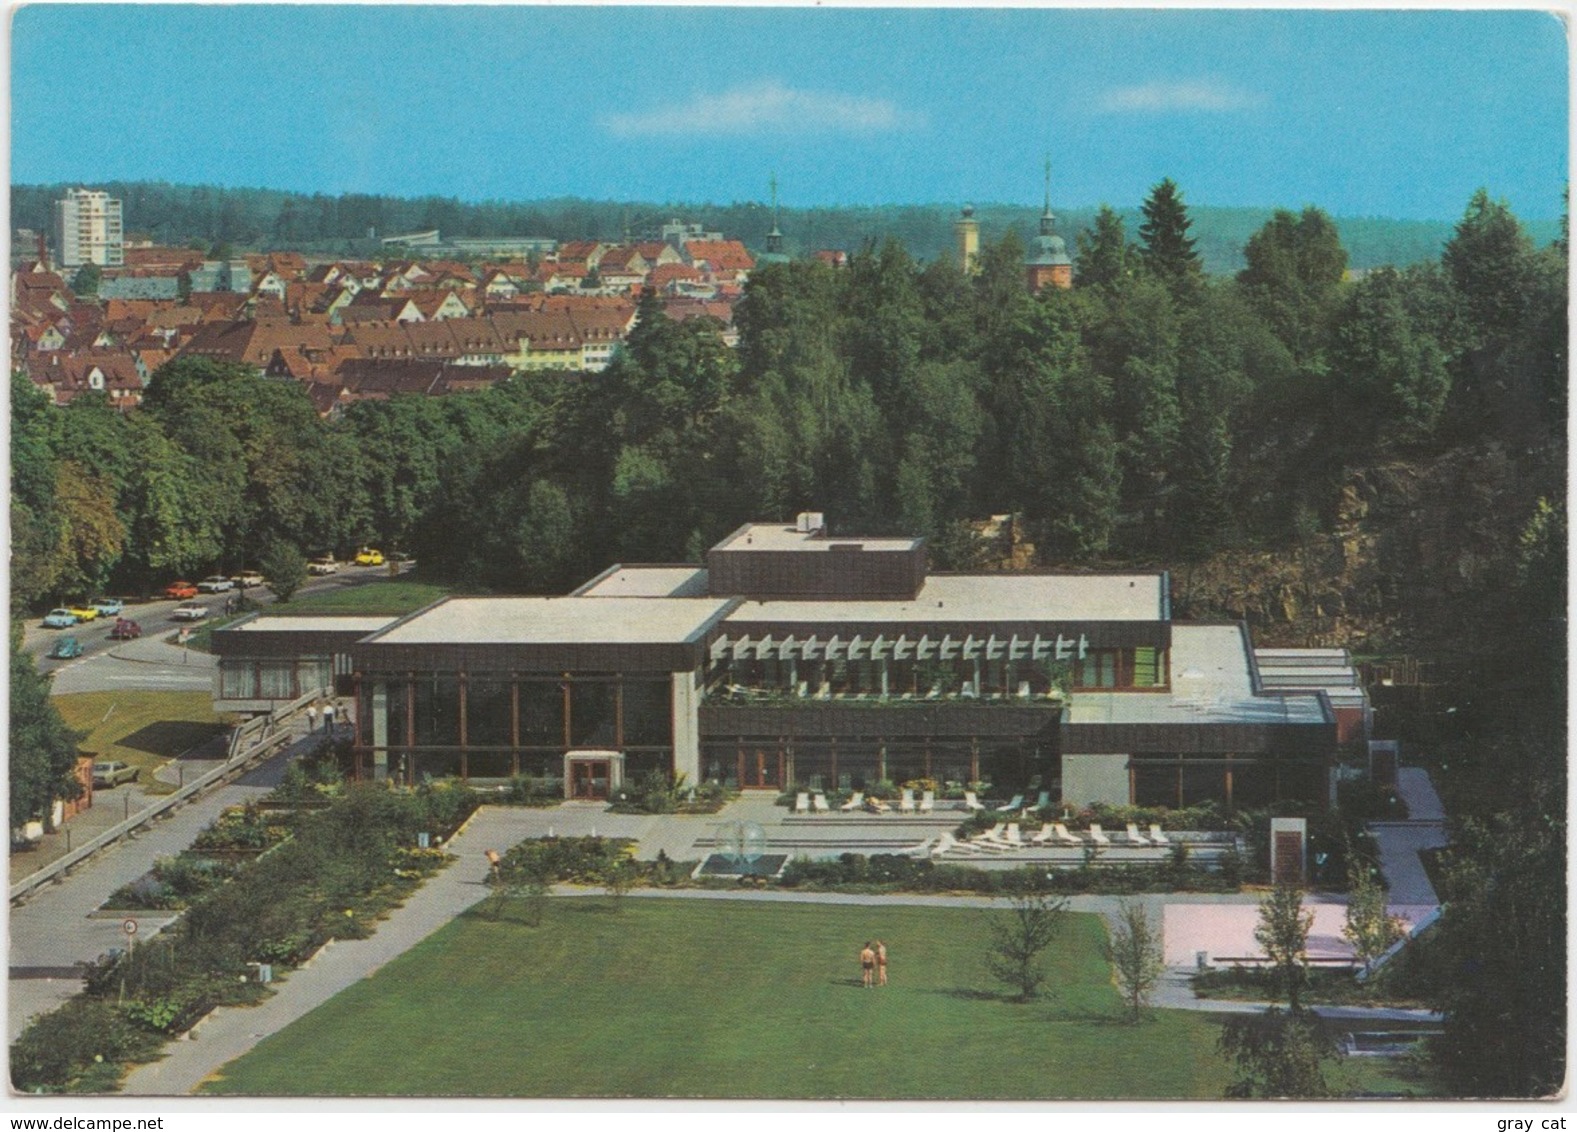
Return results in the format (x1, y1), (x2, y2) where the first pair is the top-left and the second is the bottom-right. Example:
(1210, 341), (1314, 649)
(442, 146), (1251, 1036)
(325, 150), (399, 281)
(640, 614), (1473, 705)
(357, 674), (673, 750)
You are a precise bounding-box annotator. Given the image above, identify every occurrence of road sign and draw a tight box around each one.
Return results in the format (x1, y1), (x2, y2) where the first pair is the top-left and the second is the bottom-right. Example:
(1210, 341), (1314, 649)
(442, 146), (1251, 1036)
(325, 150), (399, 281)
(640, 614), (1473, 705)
(122, 918), (137, 937)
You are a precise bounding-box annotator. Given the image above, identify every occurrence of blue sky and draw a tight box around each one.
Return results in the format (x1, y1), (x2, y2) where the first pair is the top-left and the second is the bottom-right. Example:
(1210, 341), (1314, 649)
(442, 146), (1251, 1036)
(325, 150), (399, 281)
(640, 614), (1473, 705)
(10, 6), (1569, 219)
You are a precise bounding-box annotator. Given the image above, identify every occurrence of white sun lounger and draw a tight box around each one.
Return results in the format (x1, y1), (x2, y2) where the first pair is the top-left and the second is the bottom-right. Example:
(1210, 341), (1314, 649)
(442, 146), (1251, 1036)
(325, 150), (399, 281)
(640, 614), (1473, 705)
(996, 794), (1025, 813)
(1149, 824), (1171, 846)
(1001, 822), (1025, 848)
(794, 792), (811, 814)
(963, 791), (985, 812)
(812, 793), (831, 814)
(1051, 822), (1081, 846)
(900, 837), (935, 858)
(899, 788), (915, 813)
(840, 792), (865, 812)
(919, 790), (935, 813)
(931, 832), (983, 857)
(1088, 824), (1112, 848)
(1124, 822), (1152, 846)
(868, 796), (892, 814)
(1030, 823), (1055, 845)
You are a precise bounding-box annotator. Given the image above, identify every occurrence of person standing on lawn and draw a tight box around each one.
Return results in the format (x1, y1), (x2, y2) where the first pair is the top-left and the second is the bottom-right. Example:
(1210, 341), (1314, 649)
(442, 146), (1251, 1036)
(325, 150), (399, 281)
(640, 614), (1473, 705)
(875, 940), (888, 986)
(322, 699), (336, 735)
(860, 941), (876, 988)
(306, 703), (318, 732)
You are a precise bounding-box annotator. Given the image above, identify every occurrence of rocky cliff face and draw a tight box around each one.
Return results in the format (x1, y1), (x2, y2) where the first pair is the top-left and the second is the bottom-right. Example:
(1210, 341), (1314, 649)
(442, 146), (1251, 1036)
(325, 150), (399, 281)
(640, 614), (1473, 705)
(1172, 441), (1561, 657)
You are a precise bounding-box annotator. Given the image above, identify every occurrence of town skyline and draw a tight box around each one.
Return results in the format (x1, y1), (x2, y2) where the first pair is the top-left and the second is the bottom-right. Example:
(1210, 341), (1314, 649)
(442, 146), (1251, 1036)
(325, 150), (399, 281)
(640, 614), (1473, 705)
(12, 6), (1569, 222)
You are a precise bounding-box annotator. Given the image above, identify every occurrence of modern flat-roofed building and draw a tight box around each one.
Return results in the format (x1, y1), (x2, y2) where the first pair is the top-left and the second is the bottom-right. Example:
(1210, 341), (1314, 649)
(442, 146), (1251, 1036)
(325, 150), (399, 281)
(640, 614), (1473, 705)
(54, 188), (125, 268)
(214, 514), (1349, 806)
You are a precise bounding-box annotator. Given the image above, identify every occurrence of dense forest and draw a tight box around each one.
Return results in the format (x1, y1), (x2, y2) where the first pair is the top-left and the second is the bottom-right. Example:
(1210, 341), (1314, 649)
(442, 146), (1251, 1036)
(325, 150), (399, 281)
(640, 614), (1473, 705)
(11, 181), (1566, 1095)
(13, 180), (1560, 274)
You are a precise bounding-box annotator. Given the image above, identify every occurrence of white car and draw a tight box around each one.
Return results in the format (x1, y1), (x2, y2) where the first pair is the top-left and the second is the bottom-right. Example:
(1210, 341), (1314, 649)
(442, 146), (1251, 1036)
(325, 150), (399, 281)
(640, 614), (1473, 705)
(197, 575), (235, 593)
(171, 602), (210, 621)
(231, 570), (265, 588)
(307, 557), (339, 575)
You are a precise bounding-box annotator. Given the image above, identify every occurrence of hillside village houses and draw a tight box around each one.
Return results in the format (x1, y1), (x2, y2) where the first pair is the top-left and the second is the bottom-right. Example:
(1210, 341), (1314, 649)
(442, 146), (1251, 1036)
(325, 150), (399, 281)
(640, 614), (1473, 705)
(12, 191), (771, 413)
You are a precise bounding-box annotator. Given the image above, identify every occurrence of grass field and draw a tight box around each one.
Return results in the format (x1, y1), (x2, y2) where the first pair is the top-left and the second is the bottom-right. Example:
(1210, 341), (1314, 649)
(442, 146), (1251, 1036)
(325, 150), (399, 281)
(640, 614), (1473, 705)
(55, 691), (228, 794)
(204, 900), (1238, 1099)
(274, 579), (450, 616)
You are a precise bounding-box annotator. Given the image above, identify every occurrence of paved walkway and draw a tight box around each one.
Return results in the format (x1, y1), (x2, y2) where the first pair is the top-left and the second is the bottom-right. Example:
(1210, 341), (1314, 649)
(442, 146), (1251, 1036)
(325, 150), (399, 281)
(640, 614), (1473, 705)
(7, 735), (305, 1041)
(1367, 766), (1449, 908)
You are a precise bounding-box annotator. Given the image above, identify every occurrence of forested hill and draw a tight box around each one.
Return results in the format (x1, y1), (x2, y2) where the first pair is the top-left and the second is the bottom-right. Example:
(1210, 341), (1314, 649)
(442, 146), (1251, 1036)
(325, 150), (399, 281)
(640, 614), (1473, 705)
(12, 181), (1559, 272)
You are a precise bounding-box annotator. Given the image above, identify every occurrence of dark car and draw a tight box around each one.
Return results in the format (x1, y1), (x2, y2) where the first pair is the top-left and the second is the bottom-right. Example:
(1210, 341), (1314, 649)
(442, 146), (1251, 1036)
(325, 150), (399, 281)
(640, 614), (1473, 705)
(48, 636), (84, 660)
(109, 618), (142, 640)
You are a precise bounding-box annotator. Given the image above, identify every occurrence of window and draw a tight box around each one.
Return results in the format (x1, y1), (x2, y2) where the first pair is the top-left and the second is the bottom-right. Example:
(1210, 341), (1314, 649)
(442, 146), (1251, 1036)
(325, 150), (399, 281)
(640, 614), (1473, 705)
(1134, 647), (1165, 687)
(413, 674), (460, 746)
(621, 680), (672, 747)
(466, 677), (512, 747)
(220, 661), (257, 700)
(1078, 651), (1118, 689)
(569, 681), (616, 747)
(519, 681), (564, 746)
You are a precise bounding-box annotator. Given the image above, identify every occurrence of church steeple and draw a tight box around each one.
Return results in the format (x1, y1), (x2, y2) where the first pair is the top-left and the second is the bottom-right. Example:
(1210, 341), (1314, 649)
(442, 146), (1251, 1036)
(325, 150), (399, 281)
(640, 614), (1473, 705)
(767, 173), (784, 256)
(760, 173), (790, 264)
(1026, 153), (1072, 292)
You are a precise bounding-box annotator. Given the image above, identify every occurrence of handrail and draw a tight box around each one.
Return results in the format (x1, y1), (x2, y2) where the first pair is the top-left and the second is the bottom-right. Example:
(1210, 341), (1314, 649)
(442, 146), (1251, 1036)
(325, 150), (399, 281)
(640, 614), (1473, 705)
(12, 686), (327, 904)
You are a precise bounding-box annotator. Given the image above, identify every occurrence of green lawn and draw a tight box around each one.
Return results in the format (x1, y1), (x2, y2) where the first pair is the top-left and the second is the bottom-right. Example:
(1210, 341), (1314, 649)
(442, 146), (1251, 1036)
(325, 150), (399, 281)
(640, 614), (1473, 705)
(267, 579), (450, 617)
(203, 900), (1234, 1099)
(56, 691), (228, 795)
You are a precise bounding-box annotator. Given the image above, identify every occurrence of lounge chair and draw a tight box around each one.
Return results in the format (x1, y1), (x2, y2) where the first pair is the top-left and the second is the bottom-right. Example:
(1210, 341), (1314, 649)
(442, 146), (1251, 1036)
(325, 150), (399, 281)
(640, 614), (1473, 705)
(931, 832), (982, 857)
(1088, 824), (1111, 847)
(866, 796), (892, 814)
(898, 788), (916, 813)
(840, 792), (865, 812)
(970, 823), (1016, 852)
(1124, 823), (1152, 846)
(899, 836), (935, 858)
(812, 793), (831, 814)
(963, 791), (985, 812)
(1032, 790), (1051, 812)
(1001, 822), (1025, 848)
(1030, 823), (1056, 845)
(794, 792), (811, 814)
(919, 790), (935, 813)
(1148, 824), (1171, 846)
(1051, 822), (1081, 846)
(996, 794), (1025, 813)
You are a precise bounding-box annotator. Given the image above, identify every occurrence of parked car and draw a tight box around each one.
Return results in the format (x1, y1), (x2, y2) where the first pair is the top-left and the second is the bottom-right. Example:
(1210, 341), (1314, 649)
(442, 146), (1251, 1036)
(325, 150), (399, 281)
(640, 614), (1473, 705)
(109, 618), (143, 640)
(92, 761), (140, 788)
(197, 575), (235, 593)
(171, 602), (209, 621)
(64, 603), (100, 622)
(164, 580), (199, 600)
(48, 636), (84, 660)
(354, 547), (386, 567)
(231, 570), (265, 589)
(91, 597), (124, 617)
(42, 608), (79, 629)
(308, 557), (339, 575)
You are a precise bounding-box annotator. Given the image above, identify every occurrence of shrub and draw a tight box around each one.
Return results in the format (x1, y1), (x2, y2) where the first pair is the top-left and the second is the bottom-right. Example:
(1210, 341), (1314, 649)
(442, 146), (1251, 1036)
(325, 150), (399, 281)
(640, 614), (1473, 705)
(10, 999), (164, 1093)
(499, 776), (561, 806)
(496, 836), (637, 885)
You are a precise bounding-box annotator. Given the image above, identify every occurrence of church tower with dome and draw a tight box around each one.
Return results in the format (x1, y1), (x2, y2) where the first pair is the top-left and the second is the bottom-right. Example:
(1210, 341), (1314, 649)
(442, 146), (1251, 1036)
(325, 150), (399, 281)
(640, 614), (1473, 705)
(1025, 157), (1073, 292)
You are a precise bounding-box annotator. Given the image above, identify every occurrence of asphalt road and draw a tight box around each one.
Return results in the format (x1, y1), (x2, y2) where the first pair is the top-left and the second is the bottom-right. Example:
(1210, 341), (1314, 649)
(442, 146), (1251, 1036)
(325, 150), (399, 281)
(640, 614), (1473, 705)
(24, 563), (414, 691)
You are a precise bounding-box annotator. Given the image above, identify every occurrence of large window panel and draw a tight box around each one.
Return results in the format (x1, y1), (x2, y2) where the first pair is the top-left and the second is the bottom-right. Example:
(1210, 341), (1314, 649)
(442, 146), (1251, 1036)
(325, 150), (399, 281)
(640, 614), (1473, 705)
(569, 681), (616, 747)
(413, 674), (461, 746)
(466, 677), (513, 747)
(519, 681), (564, 746)
(621, 680), (672, 747)
(259, 660), (295, 699)
(220, 661), (257, 700)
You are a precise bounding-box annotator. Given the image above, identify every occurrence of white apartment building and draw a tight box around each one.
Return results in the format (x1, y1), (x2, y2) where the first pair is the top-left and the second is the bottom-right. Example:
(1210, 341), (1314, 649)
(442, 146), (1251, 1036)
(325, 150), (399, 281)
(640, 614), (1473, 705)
(53, 188), (125, 268)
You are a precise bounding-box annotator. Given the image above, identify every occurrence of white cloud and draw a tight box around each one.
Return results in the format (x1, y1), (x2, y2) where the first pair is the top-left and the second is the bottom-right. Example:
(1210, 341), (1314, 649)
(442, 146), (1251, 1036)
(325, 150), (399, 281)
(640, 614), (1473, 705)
(603, 81), (921, 137)
(1097, 81), (1265, 114)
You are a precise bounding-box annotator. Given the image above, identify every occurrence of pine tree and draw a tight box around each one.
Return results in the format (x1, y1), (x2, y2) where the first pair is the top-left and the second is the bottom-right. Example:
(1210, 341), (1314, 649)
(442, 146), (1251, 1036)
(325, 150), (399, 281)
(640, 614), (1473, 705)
(1075, 204), (1131, 291)
(1137, 178), (1201, 287)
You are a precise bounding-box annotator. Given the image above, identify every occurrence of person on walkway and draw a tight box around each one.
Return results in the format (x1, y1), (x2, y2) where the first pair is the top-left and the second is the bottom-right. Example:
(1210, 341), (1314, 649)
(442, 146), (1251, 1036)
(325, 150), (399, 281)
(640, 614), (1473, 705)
(305, 703), (318, 732)
(860, 941), (876, 988)
(875, 940), (888, 986)
(322, 700), (336, 736)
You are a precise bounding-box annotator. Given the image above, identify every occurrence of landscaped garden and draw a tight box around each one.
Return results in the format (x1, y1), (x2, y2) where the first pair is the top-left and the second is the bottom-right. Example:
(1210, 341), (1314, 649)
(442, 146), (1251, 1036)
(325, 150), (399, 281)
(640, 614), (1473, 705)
(199, 898), (1440, 1098)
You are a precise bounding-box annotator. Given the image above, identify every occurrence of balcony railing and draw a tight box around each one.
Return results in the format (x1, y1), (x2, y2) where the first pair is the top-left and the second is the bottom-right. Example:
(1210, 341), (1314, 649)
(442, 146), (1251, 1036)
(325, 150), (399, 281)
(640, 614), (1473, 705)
(703, 683), (1067, 710)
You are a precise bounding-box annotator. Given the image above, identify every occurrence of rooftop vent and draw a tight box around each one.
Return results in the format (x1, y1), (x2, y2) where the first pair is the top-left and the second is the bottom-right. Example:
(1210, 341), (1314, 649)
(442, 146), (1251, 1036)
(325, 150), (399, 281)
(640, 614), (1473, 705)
(795, 511), (826, 534)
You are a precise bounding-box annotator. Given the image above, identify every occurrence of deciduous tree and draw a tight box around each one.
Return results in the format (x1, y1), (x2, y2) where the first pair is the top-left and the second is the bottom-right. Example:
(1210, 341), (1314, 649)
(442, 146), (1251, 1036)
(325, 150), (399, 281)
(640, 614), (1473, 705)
(1107, 899), (1165, 1022)
(986, 891), (1067, 1001)
(1255, 885), (1314, 1014)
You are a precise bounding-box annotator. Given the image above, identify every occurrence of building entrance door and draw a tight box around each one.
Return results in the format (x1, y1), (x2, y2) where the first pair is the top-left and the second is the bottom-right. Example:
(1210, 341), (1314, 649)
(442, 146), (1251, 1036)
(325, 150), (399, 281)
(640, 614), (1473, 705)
(571, 759), (610, 800)
(736, 748), (781, 790)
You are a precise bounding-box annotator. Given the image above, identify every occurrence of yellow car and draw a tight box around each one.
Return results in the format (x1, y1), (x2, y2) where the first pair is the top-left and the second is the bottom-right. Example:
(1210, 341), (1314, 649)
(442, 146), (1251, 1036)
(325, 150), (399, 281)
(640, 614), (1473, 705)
(354, 547), (386, 567)
(64, 603), (100, 622)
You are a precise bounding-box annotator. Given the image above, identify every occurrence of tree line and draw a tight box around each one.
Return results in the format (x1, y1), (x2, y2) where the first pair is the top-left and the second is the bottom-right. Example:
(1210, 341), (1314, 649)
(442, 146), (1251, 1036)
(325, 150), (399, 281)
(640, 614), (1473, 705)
(14, 180), (1556, 272)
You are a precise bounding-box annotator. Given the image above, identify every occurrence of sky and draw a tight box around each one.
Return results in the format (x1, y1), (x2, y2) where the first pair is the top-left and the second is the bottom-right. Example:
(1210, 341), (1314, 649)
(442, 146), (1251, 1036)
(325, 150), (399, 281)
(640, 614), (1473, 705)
(9, 5), (1570, 220)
